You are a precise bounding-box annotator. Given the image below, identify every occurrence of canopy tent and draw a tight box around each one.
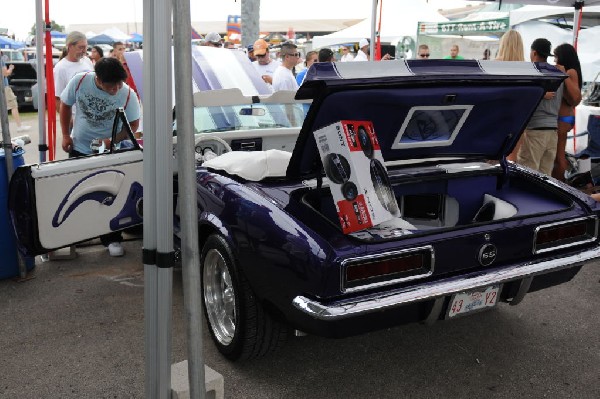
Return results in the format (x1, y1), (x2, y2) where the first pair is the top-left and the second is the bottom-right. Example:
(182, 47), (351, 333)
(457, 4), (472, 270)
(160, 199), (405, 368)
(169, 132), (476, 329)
(49, 30), (66, 38)
(129, 32), (143, 43)
(0, 36), (25, 49)
(485, 0), (600, 6)
(99, 27), (131, 42)
(510, 5), (600, 26)
(87, 33), (116, 45)
(311, 0), (447, 49)
(416, 16), (509, 60)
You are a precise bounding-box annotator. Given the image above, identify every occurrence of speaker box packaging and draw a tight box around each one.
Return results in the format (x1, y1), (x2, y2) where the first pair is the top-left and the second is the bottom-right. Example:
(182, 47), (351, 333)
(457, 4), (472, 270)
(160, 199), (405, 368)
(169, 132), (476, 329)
(314, 120), (399, 234)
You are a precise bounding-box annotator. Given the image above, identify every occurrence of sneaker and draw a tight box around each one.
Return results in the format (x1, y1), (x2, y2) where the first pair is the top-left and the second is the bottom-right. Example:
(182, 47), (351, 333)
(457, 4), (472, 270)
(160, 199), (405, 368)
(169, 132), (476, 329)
(108, 242), (125, 257)
(17, 125), (31, 132)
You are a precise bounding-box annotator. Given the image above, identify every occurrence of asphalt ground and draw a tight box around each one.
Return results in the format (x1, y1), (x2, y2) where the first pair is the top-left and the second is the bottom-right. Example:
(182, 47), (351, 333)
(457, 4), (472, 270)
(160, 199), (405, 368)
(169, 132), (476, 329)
(1, 111), (599, 398)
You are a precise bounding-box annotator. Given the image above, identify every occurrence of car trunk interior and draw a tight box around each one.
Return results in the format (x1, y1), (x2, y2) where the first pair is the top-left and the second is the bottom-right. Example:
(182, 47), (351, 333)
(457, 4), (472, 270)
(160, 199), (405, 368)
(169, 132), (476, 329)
(300, 167), (573, 234)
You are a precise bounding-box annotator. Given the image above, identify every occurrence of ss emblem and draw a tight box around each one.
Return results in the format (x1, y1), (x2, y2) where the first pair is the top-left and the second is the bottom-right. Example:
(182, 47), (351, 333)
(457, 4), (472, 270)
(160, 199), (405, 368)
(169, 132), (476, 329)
(478, 243), (497, 266)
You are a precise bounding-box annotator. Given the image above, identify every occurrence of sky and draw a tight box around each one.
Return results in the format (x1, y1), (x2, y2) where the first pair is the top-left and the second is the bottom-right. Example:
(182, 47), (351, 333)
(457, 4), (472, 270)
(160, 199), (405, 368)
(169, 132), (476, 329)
(0, 0), (478, 41)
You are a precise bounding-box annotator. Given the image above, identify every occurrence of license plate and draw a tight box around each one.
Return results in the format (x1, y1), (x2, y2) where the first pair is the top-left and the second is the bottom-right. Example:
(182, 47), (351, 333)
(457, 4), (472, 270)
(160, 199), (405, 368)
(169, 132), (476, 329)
(447, 285), (500, 319)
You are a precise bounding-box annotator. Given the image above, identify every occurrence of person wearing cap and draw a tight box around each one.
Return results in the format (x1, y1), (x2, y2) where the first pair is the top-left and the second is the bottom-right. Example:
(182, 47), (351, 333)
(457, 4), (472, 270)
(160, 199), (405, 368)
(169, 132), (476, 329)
(252, 38), (280, 86)
(272, 41), (300, 92)
(204, 32), (223, 47)
(247, 44), (256, 62)
(353, 38), (370, 62)
(340, 45), (354, 62)
(515, 38), (563, 176)
(352, 38), (391, 62)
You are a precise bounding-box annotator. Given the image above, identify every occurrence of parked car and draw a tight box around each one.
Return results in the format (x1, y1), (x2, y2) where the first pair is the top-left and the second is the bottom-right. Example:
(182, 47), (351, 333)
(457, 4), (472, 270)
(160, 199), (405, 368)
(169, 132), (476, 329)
(6, 61), (36, 109)
(1, 48), (25, 62)
(22, 46), (62, 63)
(8, 56), (600, 361)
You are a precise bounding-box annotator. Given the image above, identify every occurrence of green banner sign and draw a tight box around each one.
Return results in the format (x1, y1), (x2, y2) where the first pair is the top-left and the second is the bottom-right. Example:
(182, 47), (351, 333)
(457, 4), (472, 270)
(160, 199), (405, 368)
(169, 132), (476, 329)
(418, 18), (510, 36)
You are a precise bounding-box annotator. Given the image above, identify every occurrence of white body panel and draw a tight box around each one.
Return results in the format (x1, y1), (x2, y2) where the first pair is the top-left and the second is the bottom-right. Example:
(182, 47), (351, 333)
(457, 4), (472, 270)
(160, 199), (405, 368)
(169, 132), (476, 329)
(31, 151), (143, 249)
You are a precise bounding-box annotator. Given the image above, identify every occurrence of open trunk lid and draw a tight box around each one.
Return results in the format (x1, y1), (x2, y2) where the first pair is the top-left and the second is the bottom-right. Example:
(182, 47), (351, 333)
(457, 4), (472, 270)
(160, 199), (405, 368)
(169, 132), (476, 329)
(287, 60), (565, 179)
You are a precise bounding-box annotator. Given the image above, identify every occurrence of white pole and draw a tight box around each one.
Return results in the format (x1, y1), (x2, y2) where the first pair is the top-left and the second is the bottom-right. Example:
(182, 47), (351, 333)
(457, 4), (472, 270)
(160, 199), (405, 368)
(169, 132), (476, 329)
(370, 0), (378, 61)
(143, 0), (173, 397)
(172, 0), (206, 396)
(35, 0), (46, 163)
(572, 5), (583, 48)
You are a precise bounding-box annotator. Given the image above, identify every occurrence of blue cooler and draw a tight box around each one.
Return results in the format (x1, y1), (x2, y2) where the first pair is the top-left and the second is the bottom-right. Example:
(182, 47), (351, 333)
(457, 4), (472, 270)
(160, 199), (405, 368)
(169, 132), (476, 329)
(0, 148), (35, 279)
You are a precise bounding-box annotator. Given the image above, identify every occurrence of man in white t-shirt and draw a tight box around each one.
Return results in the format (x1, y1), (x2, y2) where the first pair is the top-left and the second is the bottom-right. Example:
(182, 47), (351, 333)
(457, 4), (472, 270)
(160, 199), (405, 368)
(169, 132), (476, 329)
(272, 41), (300, 92)
(252, 38), (280, 86)
(53, 31), (94, 110)
(353, 38), (370, 62)
(53, 31), (94, 157)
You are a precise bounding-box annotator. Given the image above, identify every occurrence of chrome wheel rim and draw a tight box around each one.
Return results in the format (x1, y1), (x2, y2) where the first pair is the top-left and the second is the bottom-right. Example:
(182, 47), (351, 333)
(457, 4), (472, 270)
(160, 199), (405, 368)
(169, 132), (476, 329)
(203, 248), (236, 345)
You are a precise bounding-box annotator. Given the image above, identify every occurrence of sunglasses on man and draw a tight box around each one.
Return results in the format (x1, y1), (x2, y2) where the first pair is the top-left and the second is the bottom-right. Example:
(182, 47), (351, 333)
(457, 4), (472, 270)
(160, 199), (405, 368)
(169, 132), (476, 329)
(419, 53), (430, 58)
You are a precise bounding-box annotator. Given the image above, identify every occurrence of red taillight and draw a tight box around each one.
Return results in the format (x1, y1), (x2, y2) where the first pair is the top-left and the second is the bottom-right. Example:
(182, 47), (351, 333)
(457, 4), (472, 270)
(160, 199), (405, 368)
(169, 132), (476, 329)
(343, 248), (434, 292)
(346, 254), (424, 282)
(534, 218), (597, 254)
(536, 222), (587, 245)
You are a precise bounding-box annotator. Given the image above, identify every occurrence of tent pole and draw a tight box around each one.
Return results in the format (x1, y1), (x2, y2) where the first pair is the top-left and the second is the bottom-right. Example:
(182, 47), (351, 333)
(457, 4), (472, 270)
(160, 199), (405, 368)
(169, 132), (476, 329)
(35, 0), (46, 163)
(370, 0), (378, 61)
(572, 3), (583, 50)
(143, 0), (174, 397)
(172, 0), (206, 396)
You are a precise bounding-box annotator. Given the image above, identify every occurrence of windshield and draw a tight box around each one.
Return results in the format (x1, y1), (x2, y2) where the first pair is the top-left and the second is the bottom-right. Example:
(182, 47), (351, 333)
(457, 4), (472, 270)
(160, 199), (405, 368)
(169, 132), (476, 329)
(193, 102), (306, 134)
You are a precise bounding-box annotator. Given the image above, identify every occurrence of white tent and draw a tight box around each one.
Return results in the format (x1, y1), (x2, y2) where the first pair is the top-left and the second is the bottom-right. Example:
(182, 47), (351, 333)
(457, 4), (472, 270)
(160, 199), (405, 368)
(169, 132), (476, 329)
(100, 27), (131, 42)
(510, 4), (600, 26)
(311, 0), (448, 49)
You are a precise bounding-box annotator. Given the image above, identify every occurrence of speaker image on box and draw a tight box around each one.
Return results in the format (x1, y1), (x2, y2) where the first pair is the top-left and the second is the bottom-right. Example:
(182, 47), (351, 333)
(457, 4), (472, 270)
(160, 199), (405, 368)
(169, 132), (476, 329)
(370, 159), (398, 214)
(323, 153), (359, 201)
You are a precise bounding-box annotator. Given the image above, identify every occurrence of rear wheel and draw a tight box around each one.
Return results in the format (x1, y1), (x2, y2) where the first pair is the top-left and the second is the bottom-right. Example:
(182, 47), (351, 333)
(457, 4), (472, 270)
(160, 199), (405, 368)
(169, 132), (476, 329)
(201, 234), (287, 360)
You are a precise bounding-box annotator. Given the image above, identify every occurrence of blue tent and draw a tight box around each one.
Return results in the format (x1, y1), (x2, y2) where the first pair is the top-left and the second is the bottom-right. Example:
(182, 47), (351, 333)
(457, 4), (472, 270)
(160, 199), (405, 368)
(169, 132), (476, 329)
(50, 30), (67, 38)
(0, 36), (25, 49)
(130, 32), (143, 43)
(87, 34), (116, 45)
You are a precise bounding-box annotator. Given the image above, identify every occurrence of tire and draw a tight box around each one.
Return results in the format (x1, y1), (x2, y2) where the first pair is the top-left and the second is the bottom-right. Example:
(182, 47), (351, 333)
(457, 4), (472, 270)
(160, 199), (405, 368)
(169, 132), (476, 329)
(201, 234), (288, 360)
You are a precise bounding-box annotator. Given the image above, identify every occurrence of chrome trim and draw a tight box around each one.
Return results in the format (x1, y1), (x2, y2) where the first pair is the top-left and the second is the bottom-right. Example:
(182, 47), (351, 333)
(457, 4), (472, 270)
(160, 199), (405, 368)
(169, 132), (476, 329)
(533, 216), (598, 255)
(293, 245), (600, 321)
(340, 246), (435, 293)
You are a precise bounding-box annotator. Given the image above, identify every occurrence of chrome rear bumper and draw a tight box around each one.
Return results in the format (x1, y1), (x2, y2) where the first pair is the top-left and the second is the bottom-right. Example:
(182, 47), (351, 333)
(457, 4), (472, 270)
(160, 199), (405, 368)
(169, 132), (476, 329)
(292, 246), (600, 321)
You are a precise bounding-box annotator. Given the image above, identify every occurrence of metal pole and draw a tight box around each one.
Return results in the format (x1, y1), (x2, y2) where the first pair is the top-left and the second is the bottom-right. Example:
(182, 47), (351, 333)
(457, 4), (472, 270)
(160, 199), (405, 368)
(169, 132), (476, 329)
(143, 0), (173, 397)
(572, 5), (583, 49)
(35, 0), (46, 163)
(172, 0), (205, 396)
(370, 0), (378, 62)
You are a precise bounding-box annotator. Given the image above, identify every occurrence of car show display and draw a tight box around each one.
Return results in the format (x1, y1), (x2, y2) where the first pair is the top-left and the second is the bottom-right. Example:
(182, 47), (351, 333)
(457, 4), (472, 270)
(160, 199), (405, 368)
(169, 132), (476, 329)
(8, 53), (600, 361)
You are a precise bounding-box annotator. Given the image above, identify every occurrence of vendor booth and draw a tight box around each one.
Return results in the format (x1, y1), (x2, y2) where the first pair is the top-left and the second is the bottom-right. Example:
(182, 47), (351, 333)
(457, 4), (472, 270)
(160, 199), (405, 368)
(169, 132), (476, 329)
(416, 17), (509, 60)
